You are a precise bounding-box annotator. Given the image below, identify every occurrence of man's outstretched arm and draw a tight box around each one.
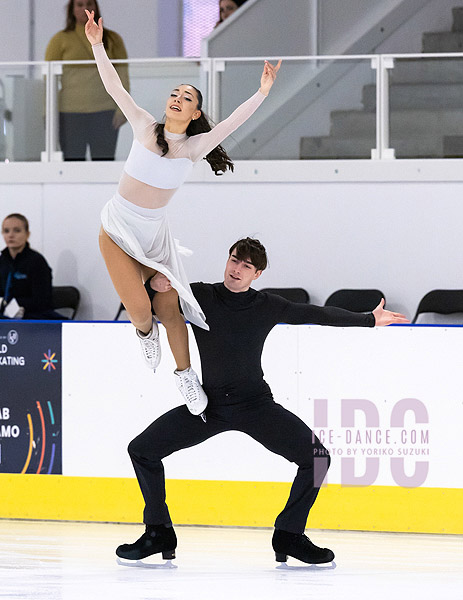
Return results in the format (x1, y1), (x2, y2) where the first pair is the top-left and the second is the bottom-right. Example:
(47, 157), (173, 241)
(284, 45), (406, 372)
(277, 296), (409, 327)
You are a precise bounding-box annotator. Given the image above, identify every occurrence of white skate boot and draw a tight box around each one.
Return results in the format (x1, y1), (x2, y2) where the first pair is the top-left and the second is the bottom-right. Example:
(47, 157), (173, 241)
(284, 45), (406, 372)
(136, 317), (161, 371)
(174, 367), (208, 421)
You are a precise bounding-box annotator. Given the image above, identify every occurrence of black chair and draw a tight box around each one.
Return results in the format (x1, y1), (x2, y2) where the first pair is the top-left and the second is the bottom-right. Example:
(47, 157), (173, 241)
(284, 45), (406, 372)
(52, 286), (80, 320)
(260, 287), (310, 303)
(114, 302), (128, 321)
(325, 289), (384, 312)
(412, 289), (463, 324)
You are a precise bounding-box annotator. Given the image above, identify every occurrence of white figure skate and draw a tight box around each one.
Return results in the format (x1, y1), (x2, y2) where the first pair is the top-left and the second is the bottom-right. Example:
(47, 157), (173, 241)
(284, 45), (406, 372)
(136, 316), (161, 371)
(174, 366), (208, 421)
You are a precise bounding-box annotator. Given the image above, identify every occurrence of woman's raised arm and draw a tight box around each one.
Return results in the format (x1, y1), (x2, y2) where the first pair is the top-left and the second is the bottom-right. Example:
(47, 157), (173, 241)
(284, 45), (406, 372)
(85, 10), (153, 135)
(189, 59), (281, 162)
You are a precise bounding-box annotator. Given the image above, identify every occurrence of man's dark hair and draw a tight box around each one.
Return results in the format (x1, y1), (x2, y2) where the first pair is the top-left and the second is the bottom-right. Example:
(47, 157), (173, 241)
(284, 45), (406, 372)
(229, 237), (268, 271)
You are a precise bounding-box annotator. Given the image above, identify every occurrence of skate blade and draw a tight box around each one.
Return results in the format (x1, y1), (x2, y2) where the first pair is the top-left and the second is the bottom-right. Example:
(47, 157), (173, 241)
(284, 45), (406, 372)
(276, 560), (336, 571)
(116, 557), (177, 569)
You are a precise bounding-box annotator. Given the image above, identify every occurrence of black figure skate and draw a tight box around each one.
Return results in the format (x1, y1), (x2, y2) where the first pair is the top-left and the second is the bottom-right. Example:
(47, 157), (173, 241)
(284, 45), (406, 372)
(272, 529), (335, 566)
(116, 524), (177, 568)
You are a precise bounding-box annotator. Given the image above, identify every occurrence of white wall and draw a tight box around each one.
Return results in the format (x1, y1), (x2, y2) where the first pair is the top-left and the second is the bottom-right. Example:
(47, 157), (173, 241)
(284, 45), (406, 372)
(2, 163), (463, 321)
(0, 0), (32, 61)
(60, 322), (461, 490)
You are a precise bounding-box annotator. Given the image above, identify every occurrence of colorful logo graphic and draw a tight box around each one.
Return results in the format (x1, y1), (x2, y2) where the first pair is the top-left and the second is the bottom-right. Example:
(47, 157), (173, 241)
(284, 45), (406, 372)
(20, 401), (58, 475)
(42, 349), (58, 372)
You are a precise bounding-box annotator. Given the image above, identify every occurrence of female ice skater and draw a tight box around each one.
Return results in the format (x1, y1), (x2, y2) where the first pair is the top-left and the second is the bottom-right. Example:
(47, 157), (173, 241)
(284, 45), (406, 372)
(84, 10), (280, 417)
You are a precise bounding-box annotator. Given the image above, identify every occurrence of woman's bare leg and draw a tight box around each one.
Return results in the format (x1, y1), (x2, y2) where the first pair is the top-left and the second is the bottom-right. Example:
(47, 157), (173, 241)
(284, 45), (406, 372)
(152, 285), (207, 418)
(152, 288), (190, 371)
(99, 228), (155, 334)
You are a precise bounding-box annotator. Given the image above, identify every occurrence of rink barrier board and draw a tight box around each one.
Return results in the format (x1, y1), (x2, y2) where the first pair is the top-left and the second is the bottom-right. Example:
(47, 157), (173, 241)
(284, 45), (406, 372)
(1, 474), (462, 534)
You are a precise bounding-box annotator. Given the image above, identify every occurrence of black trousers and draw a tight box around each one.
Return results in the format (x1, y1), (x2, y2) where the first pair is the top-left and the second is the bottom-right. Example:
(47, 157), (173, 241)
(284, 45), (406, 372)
(59, 110), (118, 161)
(128, 393), (330, 534)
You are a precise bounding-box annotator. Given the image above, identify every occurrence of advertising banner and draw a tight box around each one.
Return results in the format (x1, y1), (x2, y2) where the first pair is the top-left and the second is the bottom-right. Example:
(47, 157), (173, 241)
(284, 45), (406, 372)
(0, 322), (62, 474)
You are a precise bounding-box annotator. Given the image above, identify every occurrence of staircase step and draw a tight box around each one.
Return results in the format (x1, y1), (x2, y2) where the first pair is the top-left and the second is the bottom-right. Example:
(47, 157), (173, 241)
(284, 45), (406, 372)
(422, 31), (463, 52)
(300, 137), (373, 159)
(390, 59), (463, 84)
(330, 109), (463, 138)
(300, 136), (444, 159)
(443, 135), (463, 156)
(451, 7), (463, 32)
(362, 83), (463, 111)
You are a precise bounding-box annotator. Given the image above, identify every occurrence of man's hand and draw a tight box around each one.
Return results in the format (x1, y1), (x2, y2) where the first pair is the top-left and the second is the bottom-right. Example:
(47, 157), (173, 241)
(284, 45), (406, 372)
(372, 299), (409, 326)
(150, 272), (172, 293)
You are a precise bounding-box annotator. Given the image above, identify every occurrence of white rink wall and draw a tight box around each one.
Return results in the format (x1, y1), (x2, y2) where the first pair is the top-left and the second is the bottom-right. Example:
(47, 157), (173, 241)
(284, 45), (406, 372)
(62, 322), (462, 490)
(1, 165), (463, 321)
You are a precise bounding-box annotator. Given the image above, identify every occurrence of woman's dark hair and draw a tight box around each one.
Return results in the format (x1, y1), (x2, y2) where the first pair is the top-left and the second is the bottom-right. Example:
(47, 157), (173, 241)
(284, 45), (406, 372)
(3, 213), (29, 232)
(155, 85), (234, 176)
(64, 0), (110, 48)
(229, 237), (268, 271)
(217, 0), (248, 24)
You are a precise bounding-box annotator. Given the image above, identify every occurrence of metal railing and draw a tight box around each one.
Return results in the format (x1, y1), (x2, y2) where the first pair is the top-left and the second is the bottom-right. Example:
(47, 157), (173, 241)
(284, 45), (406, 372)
(1, 52), (463, 163)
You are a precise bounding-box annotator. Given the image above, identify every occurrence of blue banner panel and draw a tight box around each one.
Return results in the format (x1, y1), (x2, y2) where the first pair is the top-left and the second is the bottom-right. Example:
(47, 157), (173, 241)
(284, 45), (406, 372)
(0, 322), (62, 474)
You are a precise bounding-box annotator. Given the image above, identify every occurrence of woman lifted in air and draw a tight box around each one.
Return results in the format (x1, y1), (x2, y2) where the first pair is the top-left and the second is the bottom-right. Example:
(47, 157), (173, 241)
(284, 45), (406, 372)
(84, 10), (280, 419)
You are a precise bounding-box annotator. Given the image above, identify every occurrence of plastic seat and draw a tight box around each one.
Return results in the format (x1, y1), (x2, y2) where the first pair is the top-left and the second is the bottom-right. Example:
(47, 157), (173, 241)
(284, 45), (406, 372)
(412, 289), (463, 324)
(324, 289), (384, 312)
(52, 286), (80, 320)
(260, 287), (310, 303)
(114, 302), (129, 321)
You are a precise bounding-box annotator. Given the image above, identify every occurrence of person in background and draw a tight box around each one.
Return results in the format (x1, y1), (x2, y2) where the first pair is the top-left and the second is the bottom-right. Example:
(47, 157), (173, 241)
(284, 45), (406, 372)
(216, 0), (248, 27)
(45, 0), (129, 161)
(0, 214), (62, 320)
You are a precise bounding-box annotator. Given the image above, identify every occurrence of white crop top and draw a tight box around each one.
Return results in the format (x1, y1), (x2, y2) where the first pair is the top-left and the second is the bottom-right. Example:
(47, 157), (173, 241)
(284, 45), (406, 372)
(92, 43), (266, 204)
(124, 139), (194, 189)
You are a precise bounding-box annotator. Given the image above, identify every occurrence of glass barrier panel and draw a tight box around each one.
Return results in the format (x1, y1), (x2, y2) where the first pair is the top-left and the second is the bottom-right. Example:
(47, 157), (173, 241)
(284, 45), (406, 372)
(217, 58), (376, 160)
(389, 57), (463, 159)
(0, 64), (45, 162)
(53, 60), (206, 162)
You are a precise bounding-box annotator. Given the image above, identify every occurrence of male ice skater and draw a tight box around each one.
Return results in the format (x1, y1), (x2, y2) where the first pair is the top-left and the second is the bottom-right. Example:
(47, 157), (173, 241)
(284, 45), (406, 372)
(116, 238), (408, 565)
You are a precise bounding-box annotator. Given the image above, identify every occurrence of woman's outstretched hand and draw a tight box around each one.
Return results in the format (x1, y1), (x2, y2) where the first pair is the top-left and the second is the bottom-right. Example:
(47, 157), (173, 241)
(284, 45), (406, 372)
(372, 298), (410, 326)
(259, 59), (282, 96)
(84, 9), (103, 45)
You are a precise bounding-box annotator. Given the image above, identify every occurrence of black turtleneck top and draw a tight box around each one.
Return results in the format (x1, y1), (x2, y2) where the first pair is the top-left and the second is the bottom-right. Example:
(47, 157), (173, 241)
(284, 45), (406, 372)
(0, 245), (53, 316)
(189, 283), (375, 401)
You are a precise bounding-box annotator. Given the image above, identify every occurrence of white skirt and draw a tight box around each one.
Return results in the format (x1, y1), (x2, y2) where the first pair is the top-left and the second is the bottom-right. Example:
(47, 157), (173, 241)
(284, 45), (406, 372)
(101, 192), (208, 330)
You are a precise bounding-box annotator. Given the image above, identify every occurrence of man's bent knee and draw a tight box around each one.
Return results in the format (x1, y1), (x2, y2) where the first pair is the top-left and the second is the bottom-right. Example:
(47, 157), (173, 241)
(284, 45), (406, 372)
(313, 445), (331, 487)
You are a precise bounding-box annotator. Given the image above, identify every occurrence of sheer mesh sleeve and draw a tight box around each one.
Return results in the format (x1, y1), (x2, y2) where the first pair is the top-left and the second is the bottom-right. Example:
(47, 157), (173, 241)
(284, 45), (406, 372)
(188, 91), (266, 162)
(92, 43), (154, 138)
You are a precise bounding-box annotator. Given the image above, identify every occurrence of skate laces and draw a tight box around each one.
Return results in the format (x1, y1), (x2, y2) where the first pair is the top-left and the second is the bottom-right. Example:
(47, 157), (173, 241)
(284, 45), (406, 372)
(141, 337), (159, 360)
(178, 371), (200, 406)
(301, 534), (321, 550)
(138, 323), (160, 363)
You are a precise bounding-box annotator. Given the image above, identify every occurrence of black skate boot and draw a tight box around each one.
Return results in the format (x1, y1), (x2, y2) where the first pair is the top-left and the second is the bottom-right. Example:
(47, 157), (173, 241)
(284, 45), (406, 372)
(116, 524), (177, 561)
(272, 529), (335, 564)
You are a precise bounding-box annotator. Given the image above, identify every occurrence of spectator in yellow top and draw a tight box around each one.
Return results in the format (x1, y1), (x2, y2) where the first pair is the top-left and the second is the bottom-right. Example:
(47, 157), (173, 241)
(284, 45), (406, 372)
(45, 0), (129, 161)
